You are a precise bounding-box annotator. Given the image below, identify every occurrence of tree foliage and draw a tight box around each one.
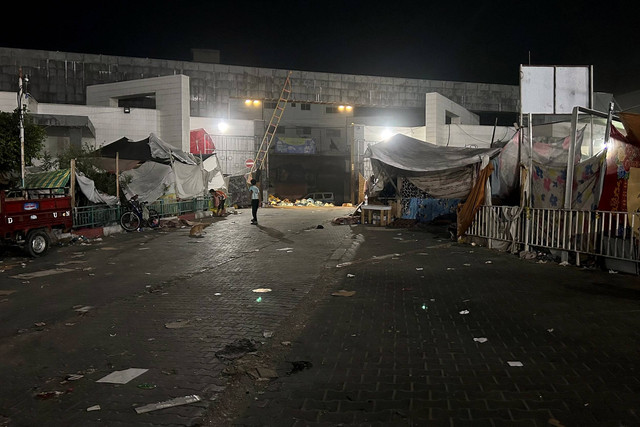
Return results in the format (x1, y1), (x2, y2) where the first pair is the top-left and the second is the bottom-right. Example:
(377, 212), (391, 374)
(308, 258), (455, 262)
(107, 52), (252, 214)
(0, 109), (46, 174)
(42, 143), (120, 197)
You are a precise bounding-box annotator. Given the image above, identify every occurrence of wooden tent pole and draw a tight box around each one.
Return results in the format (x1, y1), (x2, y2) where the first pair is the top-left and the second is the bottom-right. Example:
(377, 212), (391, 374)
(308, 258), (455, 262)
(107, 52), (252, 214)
(116, 152), (120, 202)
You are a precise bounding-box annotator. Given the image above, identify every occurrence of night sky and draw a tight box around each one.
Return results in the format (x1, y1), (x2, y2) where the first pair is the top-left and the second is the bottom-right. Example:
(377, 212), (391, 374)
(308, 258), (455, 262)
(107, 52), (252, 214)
(3, 0), (637, 95)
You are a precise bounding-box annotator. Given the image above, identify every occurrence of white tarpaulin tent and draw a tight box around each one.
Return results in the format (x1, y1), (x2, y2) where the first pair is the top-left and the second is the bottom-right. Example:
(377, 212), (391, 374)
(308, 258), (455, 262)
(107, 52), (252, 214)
(122, 155), (226, 203)
(365, 134), (500, 199)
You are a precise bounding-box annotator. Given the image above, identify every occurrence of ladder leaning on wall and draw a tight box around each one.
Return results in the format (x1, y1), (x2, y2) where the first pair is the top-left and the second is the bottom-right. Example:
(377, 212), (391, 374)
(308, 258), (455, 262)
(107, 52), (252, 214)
(250, 70), (292, 177)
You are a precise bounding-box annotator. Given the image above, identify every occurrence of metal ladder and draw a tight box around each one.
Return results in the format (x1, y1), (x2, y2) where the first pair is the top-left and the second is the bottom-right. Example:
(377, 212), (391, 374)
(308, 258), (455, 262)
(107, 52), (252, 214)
(250, 70), (292, 176)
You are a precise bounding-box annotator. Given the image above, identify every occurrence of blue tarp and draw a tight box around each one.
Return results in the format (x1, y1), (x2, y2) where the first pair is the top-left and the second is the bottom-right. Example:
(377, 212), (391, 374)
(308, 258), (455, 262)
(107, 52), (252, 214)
(402, 198), (461, 222)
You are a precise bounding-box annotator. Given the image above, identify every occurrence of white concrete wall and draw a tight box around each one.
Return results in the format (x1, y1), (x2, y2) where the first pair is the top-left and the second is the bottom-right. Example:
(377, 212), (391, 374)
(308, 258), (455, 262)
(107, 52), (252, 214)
(36, 103), (158, 148)
(86, 75), (189, 152)
(425, 93), (480, 145)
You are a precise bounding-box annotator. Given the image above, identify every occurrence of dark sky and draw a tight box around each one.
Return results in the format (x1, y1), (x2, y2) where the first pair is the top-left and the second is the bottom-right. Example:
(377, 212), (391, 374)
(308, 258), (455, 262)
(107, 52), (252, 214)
(3, 0), (637, 95)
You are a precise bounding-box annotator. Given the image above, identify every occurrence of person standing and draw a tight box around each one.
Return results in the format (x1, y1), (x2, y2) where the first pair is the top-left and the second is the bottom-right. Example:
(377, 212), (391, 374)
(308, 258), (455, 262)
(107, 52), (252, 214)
(249, 179), (260, 224)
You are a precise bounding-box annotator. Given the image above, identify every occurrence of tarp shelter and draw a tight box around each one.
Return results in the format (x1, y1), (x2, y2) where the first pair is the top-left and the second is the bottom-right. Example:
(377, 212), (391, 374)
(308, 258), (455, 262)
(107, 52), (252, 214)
(190, 129), (215, 155)
(365, 134), (501, 199)
(95, 133), (197, 172)
(24, 169), (71, 189)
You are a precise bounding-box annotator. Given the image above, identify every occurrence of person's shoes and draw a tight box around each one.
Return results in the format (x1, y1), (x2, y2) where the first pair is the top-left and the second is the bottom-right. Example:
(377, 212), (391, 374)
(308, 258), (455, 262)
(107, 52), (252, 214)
(251, 219), (257, 224)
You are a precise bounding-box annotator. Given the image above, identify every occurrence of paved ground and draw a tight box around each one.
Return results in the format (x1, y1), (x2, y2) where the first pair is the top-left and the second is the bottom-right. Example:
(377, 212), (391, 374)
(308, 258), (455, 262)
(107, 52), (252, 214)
(1, 207), (639, 427)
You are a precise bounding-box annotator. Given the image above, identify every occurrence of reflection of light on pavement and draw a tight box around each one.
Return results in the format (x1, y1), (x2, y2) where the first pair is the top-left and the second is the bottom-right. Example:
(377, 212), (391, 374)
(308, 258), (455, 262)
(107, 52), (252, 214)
(256, 297), (262, 302)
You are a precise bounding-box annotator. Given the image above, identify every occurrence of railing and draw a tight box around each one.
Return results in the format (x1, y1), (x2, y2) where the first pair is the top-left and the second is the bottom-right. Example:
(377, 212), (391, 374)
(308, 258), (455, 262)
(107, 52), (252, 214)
(468, 205), (640, 264)
(72, 197), (212, 229)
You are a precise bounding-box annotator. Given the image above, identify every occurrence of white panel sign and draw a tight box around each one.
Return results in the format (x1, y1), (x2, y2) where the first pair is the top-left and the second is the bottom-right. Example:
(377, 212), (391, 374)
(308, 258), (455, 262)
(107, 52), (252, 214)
(520, 65), (591, 114)
(521, 66), (554, 114)
(555, 67), (590, 114)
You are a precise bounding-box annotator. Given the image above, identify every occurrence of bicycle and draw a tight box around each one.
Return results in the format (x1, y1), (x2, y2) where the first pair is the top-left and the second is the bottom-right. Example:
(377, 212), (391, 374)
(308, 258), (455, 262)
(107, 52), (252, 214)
(119, 195), (160, 231)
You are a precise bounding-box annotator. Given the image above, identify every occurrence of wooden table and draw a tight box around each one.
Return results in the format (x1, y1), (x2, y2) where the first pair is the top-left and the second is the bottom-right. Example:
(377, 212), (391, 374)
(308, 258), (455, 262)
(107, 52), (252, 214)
(360, 204), (392, 226)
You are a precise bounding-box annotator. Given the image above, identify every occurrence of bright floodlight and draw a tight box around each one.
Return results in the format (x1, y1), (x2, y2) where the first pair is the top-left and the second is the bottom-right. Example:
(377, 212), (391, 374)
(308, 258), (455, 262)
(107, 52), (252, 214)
(253, 100), (261, 106)
(218, 122), (229, 132)
(346, 105), (353, 112)
(381, 129), (393, 140)
(245, 99), (252, 105)
(338, 105), (345, 111)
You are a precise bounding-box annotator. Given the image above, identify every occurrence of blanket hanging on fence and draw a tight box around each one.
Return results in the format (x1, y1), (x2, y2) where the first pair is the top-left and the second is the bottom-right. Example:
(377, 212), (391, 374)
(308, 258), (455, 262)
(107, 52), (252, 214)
(457, 162), (494, 237)
(531, 151), (605, 210)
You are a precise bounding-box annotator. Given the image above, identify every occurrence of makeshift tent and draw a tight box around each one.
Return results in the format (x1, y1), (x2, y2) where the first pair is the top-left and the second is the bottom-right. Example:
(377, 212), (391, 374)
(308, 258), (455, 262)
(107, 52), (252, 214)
(94, 133), (197, 172)
(121, 154), (226, 203)
(365, 134), (500, 199)
(190, 129), (215, 154)
(598, 124), (640, 212)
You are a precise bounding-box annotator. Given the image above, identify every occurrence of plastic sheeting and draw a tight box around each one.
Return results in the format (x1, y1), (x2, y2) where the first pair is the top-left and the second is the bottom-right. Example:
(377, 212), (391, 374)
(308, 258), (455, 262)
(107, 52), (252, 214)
(366, 134), (500, 173)
(75, 172), (119, 206)
(122, 162), (174, 204)
(406, 166), (476, 199)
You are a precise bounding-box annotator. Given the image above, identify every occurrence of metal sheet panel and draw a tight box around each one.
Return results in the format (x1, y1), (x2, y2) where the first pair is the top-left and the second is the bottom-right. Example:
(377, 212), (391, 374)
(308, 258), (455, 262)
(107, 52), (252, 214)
(521, 66), (555, 114)
(555, 67), (590, 114)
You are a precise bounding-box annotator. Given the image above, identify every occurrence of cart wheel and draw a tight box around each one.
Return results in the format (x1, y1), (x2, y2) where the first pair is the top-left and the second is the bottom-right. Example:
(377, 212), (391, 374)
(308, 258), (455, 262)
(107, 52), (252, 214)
(120, 211), (141, 231)
(26, 230), (50, 257)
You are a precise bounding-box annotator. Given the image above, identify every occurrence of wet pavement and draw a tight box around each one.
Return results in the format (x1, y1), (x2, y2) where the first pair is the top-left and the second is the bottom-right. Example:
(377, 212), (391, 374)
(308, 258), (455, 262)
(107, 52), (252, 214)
(0, 206), (639, 427)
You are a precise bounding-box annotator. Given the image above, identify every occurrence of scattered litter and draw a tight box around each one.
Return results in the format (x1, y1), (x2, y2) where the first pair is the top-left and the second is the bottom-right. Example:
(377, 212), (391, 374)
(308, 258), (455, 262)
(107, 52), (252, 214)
(447, 267), (455, 271)
(214, 293), (222, 296)
(609, 269), (618, 274)
(346, 274), (355, 278)
(507, 361), (524, 367)
(463, 263), (471, 267)
(281, 341), (291, 346)
(547, 328), (554, 333)
(548, 418), (566, 427)
(86, 405), (101, 412)
(10, 268), (75, 280)
(165, 320), (191, 329)
(485, 260), (492, 264)
(135, 394), (202, 414)
(247, 367), (278, 381)
(215, 338), (257, 361)
(336, 262), (352, 268)
(332, 290), (356, 297)
(65, 374), (83, 381)
(415, 267), (423, 271)
(34, 322), (46, 327)
(459, 310), (469, 315)
(36, 391), (64, 399)
(421, 304), (428, 310)
(262, 331), (274, 338)
(97, 368), (148, 384)
(252, 288), (272, 293)
(74, 306), (93, 314)
(137, 383), (157, 390)
(473, 337), (488, 343)
(277, 247), (293, 251)
(287, 361), (313, 375)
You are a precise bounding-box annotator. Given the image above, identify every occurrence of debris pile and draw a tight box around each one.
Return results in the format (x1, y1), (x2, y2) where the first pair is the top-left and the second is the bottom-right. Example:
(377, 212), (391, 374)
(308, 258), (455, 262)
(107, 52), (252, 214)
(268, 195), (334, 207)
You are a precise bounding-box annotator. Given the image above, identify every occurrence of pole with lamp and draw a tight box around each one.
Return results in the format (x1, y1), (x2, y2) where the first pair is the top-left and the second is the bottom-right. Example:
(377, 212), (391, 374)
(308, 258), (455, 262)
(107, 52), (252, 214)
(18, 69), (27, 192)
(339, 105), (354, 203)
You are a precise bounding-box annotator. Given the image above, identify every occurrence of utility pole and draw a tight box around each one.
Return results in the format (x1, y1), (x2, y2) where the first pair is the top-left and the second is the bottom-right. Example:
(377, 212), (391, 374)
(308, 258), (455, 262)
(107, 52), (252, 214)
(18, 68), (26, 190)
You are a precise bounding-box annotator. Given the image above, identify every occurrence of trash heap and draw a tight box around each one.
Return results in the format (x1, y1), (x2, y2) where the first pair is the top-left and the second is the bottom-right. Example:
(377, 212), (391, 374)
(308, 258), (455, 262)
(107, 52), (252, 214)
(268, 195), (334, 207)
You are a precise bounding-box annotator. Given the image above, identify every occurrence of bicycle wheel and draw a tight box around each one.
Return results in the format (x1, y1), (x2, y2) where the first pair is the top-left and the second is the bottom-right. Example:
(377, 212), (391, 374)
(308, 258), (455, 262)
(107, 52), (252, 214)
(147, 209), (160, 227)
(120, 211), (141, 231)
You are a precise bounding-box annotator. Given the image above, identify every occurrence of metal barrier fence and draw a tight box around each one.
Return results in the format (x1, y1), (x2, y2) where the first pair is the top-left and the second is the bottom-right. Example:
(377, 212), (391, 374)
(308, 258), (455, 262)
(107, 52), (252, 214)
(72, 197), (212, 229)
(468, 205), (640, 264)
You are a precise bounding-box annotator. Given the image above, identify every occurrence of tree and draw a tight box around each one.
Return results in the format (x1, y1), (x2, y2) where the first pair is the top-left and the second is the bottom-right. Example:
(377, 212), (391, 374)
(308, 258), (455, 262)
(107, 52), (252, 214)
(0, 109), (45, 175)
(42, 143), (120, 197)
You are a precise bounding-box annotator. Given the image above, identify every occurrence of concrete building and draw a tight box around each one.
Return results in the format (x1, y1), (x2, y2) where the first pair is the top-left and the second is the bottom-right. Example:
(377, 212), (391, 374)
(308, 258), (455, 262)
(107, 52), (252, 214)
(12, 47), (621, 203)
